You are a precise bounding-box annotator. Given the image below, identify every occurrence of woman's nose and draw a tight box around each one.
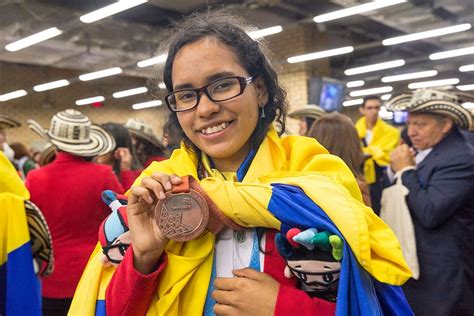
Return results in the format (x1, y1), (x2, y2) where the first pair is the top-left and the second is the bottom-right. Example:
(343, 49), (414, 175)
(195, 93), (220, 117)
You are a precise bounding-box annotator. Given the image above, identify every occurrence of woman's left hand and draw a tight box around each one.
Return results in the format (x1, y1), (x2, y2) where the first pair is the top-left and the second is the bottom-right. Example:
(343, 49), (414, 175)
(212, 268), (279, 316)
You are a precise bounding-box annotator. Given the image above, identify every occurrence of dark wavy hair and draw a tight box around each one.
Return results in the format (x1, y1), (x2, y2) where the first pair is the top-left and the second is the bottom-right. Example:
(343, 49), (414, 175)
(159, 10), (288, 154)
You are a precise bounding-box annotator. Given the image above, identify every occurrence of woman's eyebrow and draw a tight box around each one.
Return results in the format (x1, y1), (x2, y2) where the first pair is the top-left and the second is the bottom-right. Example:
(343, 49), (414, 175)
(173, 71), (236, 90)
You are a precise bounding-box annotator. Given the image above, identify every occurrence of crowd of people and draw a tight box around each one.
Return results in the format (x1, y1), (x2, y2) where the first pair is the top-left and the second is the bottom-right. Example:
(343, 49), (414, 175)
(1, 9), (473, 316)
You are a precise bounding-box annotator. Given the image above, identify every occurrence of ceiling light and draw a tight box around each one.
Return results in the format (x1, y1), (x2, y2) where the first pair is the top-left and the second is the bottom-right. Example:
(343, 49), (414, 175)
(75, 96), (105, 106)
(346, 80), (365, 88)
(408, 78), (460, 89)
(80, 0), (147, 24)
(459, 64), (474, 72)
(350, 86), (393, 97)
(136, 54), (168, 68)
(5, 27), (63, 52)
(313, 0), (406, 23)
(381, 94), (392, 100)
(79, 67), (122, 81)
(33, 79), (70, 92)
(132, 100), (162, 110)
(113, 87), (148, 98)
(345, 59), (405, 76)
(462, 102), (474, 109)
(382, 23), (471, 46)
(343, 99), (363, 107)
(429, 46), (474, 60)
(287, 46), (354, 63)
(247, 26), (283, 39)
(0, 90), (27, 102)
(381, 70), (438, 82)
(457, 84), (474, 91)
(158, 82), (166, 89)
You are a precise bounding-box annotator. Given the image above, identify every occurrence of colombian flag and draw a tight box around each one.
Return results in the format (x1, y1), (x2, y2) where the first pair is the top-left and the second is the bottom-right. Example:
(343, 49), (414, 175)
(0, 152), (41, 316)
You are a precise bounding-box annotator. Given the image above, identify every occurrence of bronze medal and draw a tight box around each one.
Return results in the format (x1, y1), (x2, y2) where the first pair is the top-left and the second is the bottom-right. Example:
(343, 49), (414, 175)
(155, 189), (209, 242)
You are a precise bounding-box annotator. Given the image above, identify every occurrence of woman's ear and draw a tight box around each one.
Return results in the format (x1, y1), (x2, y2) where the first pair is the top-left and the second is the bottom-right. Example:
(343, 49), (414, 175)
(254, 77), (269, 107)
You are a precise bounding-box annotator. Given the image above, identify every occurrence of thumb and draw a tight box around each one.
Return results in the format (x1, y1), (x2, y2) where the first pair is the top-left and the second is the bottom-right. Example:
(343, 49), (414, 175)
(232, 268), (264, 281)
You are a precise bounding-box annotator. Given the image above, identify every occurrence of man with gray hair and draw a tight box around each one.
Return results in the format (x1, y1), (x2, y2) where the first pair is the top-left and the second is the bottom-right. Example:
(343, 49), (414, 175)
(386, 89), (474, 315)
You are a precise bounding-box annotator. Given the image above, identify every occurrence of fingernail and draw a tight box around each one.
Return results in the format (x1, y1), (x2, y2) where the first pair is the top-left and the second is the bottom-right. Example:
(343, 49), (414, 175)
(164, 181), (172, 191)
(159, 191), (166, 200)
(147, 196), (154, 204)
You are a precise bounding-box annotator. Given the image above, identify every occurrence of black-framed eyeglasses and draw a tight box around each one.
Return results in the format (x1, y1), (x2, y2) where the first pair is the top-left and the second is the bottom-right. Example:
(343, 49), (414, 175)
(165, 75), (256, 112)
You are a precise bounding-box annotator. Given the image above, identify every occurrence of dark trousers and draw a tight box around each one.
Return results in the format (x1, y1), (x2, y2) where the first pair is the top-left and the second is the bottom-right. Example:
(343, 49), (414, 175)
(369, 163), (384, 215)
(42, 297), (72, 316)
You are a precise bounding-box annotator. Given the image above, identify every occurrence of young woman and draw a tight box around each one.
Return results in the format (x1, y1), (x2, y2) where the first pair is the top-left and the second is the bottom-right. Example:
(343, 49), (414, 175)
(71, 11), (412, 316)
(307, 113), (372, 207)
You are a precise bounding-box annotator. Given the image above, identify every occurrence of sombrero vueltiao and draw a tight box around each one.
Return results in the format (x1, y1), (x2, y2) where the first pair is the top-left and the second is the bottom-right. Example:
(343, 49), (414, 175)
(27, 109), (115, 157)
(0, 115), (21, 129)
(38, 143), (57, 167)
(125, 118), (165, 150)
(289, 104), (328, 121)
(385, 89), (474, 131)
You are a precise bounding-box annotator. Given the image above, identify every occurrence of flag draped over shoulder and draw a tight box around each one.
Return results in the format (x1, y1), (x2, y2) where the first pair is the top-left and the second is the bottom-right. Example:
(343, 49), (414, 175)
(355, 117), (400, 184)
(0, 152), (41, 316)
(71, 127), (412, 315)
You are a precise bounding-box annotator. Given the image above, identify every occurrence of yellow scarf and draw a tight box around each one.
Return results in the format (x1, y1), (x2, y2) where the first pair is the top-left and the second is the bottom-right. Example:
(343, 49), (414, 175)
(355, 117), (400, 184)
(0, 151), (29, 199)
(70, 127), (410, 315)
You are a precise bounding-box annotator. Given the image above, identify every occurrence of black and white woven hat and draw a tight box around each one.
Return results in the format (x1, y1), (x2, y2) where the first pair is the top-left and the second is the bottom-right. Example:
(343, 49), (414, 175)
(385, 89), (474, 130)
(27, 109), (115, 157)
(125, 118), (165, 150)
(289, 104), (328, 121)
(0, 115), (21, 129)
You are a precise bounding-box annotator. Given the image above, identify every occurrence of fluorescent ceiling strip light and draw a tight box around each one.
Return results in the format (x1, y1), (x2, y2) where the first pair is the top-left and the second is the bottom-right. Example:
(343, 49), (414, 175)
(429, 46), (474, 60)
(75, 96), (105, 106)
(382, 23), (471, 46)
(462, 102), (474, 109)
(346, 80), (364, 88)
(408, 78), (460, 89)
(381, 70), (438, 82)
(349, 86), (393, 97)
(459, 64), (474, 72)
(457, 84), (474, 91)
(287, 46), (354, 63)
(132, 100), (162, 110)
(113, 87), (148, 98)
(345, 59), (405, 76)
(248, 26), (283, 39)
(343, 99), (363, 107)
(381, 94), (392, 100)
(80, 0), (147, 24)
(158, 82), (166, 89)
(33, 79), (70, 92)
(79, 67), (122, 81)
(313, 0), (406, 23)
(0, 90), (27, 102)
(5, 27), (63, 52)
(137, 54), (168, 68)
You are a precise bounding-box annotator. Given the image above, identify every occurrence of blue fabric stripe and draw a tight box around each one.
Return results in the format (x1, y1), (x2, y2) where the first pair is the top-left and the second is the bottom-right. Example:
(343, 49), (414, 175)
(5, 242), (41, 316)
(0, 261), (6, 316)
(268, 183), (413, 316)
(236, 149), (256, 182)
(203, 254), (217, 316)
(95, 300), (106, 316)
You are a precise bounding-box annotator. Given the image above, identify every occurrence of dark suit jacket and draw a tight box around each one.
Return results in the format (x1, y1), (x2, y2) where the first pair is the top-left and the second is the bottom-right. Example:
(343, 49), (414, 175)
(399, 128), (474, 315)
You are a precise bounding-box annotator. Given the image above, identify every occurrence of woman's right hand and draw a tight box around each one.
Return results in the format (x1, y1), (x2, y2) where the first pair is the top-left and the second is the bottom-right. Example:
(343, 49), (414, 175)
(128, 172), (183, 274)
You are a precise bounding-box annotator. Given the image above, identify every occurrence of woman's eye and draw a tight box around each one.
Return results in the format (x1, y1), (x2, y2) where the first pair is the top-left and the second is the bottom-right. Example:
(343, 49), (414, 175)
(177, 92), (196, 101)
(214, 81), (234, 91)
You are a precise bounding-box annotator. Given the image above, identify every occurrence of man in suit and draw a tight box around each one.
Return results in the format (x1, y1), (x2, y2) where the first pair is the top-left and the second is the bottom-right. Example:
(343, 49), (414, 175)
(386, 89), (474, 315)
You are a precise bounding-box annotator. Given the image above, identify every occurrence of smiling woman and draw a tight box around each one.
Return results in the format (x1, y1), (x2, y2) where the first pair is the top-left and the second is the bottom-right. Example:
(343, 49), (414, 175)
(70, 10), (413, 316)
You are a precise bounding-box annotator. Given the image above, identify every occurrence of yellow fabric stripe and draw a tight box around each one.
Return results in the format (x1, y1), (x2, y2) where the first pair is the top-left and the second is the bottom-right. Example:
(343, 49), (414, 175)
(0, 151), (29, 199)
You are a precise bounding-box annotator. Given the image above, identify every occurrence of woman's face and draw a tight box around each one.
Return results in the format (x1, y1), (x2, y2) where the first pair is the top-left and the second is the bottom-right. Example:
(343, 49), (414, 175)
(171, 37), (267, 171)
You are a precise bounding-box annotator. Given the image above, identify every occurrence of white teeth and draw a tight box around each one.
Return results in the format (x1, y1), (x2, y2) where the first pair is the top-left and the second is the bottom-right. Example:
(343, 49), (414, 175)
(201, 122), (230, 135)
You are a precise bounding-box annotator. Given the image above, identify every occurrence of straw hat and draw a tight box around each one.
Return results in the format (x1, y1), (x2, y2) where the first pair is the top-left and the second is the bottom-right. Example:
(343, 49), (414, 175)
(125, 118), (165, 150)
(385, 89), (474, 130)
(27, 109), (115, 157)
(0, 115), (21, 129)
(38, 143), (57, 167)
(289, 105), (327, 120)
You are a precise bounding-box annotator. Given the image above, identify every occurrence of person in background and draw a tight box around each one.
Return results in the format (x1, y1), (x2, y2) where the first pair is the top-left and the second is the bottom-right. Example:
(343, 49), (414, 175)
(288, 104), (327, 136)
(25, 109), (124, 316)
(308, 113), (371, 207)
(0, 115), (21, 162)
(10, 142), (37, 180)
(385, 89), (474, 316)
(97, 122), (143, 190)
(71, 10), (411, 316)
(125, 118), (168, 167)
(355, 95), (399, 214)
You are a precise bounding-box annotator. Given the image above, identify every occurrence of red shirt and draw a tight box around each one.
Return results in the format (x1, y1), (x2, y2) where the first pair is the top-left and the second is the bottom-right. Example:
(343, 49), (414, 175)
(106, 231), (336, 315)
(26, 152), (124, 298)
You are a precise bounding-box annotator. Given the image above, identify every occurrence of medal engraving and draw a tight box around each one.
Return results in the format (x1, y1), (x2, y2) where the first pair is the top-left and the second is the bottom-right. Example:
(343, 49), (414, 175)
(155, 189), (209, 241)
